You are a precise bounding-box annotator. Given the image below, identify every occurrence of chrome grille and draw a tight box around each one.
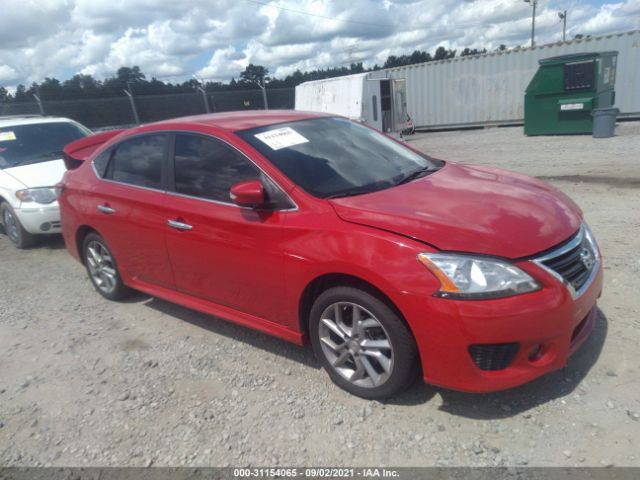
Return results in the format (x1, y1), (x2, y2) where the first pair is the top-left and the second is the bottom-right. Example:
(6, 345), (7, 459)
(534, 225), (599, 298)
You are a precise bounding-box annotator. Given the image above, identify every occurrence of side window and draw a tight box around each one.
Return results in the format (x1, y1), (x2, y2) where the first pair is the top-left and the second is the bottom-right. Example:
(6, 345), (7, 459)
(107, 135), (167, 189)
(93, 148), (112, 178)
(174, 134), (260, 203)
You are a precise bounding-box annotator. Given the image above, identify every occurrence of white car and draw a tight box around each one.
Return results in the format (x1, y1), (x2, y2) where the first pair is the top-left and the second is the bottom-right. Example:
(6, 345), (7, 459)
(0, 115), (91, 248)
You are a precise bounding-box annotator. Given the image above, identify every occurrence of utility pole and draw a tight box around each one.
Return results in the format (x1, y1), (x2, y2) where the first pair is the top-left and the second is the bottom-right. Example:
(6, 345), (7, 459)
(524, 0), (537, 47)
(559, 10), (567, 41)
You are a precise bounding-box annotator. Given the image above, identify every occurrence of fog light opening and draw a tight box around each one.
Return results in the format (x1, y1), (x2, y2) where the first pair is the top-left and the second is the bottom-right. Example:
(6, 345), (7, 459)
(528, 344), (545, 362)
(40, 222), (51, 232)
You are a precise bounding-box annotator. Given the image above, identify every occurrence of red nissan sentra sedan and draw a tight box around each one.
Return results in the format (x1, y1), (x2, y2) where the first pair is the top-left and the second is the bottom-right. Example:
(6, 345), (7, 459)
(58, 111), (603, 399)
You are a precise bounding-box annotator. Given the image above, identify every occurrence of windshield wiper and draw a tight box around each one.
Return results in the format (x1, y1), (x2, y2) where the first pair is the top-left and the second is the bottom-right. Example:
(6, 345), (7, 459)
(326, 187), (376, 199)
(395, 165), (437, 186)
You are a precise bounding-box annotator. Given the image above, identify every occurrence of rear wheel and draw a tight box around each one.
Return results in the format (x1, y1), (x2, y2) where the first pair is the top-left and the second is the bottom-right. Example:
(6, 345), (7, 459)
(1, 202), (36, 249)
(82, 232), (132, 301)
(309, 286), (419, 399)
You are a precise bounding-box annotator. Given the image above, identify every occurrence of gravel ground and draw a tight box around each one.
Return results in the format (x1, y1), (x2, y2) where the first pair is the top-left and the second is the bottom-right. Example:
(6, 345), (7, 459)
(1, 122), (639, 467)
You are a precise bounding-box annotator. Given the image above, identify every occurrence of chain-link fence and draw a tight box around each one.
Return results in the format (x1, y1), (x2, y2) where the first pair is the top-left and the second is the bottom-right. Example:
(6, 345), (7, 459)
(0, 88), (295, 130)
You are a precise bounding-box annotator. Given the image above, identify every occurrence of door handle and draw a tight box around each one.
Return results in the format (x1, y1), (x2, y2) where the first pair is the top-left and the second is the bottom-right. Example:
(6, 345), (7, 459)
(97, 204), (115, 214)
(167, 219), (193, 231)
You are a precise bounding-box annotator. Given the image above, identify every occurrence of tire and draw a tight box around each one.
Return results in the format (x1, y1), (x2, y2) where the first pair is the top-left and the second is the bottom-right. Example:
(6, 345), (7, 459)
(82, 232), (132, 301)
(309, 286), (419, 399)
(1, 202), (36, 249)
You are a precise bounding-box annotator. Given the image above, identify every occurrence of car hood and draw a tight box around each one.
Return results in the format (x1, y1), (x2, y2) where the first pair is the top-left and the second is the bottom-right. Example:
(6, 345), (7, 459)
(330, 162), (582, 259)
(2, 159), (66, 188)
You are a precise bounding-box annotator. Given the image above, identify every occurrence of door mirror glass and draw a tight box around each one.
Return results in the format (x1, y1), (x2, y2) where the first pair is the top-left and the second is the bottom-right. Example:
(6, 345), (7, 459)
(230, 180), (266, 208)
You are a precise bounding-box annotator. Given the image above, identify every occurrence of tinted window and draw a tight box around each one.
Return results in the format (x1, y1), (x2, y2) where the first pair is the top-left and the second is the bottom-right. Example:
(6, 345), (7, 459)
(174, 134), (260, 203)
(0, 122), (90, 169)
(93, 148), (112, 177)
(108, 135), (166, 189)
(238, 117), (440, 198)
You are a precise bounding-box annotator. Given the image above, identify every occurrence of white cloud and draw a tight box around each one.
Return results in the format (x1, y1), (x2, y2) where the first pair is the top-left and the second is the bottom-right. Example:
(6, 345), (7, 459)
(195, 46), (247, 81)
(0, 65), (19, 83)
(0, 0), (638, 90)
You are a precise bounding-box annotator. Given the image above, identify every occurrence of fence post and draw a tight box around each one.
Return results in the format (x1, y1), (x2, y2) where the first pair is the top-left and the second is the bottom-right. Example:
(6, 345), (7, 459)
(33, 94), (45, 115)
(260, 84), (269, 110)
(123, 89), (140, 125)
(209, 94), (216, 113)
(197, 86), (211, 113)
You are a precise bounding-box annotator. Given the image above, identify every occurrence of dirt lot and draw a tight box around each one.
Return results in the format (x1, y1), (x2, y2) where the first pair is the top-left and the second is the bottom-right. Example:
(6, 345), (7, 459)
(1, 122), (639, 467)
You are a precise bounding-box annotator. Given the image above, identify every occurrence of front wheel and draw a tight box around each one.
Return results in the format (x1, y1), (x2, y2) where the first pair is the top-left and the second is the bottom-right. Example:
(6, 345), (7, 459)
(82, 232), (132, 301)
(309, 286), (419, 399)
(1, 202), (36, 249)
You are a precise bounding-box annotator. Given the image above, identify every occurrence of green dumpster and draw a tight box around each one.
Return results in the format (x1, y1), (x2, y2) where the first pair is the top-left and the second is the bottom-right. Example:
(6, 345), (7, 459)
(524, 51), (618, 135)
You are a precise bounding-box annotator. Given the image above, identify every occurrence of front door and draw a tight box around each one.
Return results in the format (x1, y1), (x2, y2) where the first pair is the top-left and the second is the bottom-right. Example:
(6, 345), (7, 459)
(163, 133), (289, 325)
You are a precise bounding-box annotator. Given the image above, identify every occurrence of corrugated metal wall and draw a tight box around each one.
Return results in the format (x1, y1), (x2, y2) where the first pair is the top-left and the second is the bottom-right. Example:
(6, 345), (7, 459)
(370, 30), (640, 129)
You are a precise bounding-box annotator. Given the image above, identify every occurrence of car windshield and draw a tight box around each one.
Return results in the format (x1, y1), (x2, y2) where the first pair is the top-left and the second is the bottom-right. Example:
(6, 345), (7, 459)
(238, 117), (441, 199)
(0, 121), (90, 169)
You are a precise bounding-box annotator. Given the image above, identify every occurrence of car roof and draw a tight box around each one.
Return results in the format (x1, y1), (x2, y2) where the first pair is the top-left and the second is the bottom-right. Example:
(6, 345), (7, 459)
(0, 115), (79, 129)
(154, 110), (333, 132)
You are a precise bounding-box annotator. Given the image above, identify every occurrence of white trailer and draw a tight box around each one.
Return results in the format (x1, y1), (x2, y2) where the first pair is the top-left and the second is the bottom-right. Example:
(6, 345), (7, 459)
(295, 73), (409, 133)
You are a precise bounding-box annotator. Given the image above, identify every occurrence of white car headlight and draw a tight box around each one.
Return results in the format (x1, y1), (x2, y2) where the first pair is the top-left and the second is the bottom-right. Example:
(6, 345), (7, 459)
(15, 187), (57, 204)
(417, 253), (541, 299)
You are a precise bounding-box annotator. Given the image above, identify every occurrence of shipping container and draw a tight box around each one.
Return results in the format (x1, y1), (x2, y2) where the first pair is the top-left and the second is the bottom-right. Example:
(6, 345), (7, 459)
(301, 30), (639, 130)
(372, 30), (640, 129)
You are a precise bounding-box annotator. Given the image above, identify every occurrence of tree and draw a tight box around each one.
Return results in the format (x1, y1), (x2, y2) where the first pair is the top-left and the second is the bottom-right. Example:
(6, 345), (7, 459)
(460, 48), (487, 57)
(38, 77), (63, 98)
(13, 85), (28, 102)
(103, 66), (147, 95)
(117, 66), (146, 84)
(434, 46), (456, 61)
(0, 87), (9, 102)
(240, 64), (269, 86)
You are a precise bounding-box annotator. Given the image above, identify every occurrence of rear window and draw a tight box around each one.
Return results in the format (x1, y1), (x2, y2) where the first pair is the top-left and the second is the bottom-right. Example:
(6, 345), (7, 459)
(0, 121), (90, 169)
(107, 135), (167, 189)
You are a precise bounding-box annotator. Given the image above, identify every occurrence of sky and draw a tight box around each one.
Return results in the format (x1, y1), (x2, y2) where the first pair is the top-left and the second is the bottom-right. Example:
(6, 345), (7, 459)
(0, 0), (639, 89)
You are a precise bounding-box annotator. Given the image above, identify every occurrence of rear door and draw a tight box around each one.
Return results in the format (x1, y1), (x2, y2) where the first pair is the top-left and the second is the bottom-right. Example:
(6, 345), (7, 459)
(89, 133), (174, 288)
(391, 79), (408, 133)
(365, 79), (383, 131)
(163, 133), (290, 324)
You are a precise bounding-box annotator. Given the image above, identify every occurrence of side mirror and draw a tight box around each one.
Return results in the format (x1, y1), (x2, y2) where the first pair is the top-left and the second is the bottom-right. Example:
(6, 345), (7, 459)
(230, 180), (266, 208)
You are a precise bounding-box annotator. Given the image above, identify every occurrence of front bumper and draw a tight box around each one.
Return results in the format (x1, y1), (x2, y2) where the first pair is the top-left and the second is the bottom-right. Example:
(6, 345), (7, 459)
(405, 260), (603, 393)
(15, 203), (61, 234)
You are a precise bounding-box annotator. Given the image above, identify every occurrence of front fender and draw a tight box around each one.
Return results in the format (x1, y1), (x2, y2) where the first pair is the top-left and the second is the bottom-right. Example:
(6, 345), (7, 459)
(282, 212), (441, 334)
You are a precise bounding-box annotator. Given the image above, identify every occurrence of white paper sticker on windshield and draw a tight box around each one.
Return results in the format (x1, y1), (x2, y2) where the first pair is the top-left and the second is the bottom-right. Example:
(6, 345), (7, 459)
(254, 127), (309, 150)
(0, 131), (17, 142)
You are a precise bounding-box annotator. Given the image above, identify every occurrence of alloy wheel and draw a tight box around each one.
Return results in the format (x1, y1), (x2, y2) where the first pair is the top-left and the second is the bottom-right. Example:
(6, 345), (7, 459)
(318, 302), (394, 388)
(86, 240), (118, 294)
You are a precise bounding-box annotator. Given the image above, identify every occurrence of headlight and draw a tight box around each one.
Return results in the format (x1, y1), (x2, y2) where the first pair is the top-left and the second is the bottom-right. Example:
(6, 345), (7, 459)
(15, 187), (57, 204)
(417, 253), (540, 299)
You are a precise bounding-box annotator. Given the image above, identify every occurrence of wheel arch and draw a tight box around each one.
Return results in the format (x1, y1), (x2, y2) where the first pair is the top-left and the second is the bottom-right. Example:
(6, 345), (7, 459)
(298, 273), (410, 341)
(75, 225), (99, 264)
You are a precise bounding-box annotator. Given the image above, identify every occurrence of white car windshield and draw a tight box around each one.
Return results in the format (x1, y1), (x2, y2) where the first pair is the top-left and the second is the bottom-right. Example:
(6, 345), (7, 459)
(0, 122), (90, 169)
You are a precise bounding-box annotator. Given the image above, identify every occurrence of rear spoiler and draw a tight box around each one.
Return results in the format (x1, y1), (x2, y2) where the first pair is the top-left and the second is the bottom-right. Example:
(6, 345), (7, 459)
(63, 129), (124, 170)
